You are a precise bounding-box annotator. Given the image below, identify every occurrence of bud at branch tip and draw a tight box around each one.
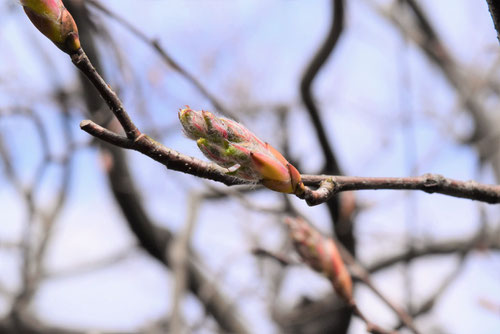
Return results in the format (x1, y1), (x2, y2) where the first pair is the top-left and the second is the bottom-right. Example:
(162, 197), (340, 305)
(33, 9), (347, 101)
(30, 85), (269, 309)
(20, 0), (81, 54)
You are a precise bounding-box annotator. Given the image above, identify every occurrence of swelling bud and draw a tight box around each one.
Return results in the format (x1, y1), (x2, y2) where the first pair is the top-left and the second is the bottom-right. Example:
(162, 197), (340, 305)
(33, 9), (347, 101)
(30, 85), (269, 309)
(179, 106), (304, 194)
(21, 0), (81, 54)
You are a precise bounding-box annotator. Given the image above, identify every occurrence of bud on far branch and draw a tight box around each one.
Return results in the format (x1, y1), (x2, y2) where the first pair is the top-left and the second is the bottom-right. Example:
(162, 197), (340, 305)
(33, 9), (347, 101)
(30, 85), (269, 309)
(285, 216), (353, 304)
(20, 0), (81, 54)
(285, 217), (405, 334)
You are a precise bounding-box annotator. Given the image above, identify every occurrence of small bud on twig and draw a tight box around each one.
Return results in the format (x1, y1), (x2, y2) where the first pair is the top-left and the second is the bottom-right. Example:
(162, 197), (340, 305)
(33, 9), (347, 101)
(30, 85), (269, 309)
(285, 216), (353, 304)
(20, 0), (81, 54)
(179, 106), (305, 194)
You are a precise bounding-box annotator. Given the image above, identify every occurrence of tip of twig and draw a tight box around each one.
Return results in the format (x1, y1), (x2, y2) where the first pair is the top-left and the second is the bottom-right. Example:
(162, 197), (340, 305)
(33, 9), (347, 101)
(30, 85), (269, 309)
(80, 119), (92, 129)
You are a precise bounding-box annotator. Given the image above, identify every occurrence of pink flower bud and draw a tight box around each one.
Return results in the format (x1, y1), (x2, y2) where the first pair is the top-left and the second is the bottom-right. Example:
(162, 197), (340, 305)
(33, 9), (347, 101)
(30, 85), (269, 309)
(285, 216), (353, 304)
(179, 107), (304, 194)
(21, 0), (81, 54)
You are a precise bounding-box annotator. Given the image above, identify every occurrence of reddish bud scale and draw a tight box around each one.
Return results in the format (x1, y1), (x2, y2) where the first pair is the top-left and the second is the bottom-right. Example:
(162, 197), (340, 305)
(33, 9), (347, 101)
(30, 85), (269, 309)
(285, 217), (353, 304)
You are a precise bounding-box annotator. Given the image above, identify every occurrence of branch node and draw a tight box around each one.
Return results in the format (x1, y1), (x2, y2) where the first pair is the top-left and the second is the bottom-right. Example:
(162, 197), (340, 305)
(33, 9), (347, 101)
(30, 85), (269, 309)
(299, 178), (337, 206)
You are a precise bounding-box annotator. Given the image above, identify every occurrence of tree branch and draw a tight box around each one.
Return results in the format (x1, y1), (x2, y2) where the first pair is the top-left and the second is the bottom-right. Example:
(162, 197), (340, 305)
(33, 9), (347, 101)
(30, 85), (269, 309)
(486, 0), (500, 44)
(300, 0), (345, 174)
(81, 118), (500, 204)
(79, 120), (244, 187)
(301, 174), (500, 204)
(71, 49), (139, 139)
(368, 232), (500, 274)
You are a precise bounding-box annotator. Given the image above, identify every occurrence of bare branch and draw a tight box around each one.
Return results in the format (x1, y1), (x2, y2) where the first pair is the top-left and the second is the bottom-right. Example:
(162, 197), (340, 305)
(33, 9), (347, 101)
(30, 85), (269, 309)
(368, 233), (500, 273)
(351, 304), (398, 334)
(302, 174), (500, 204)
(71, 49), (140, 139)
(251, 248), (295, 267)
(395, 254), (467, 329)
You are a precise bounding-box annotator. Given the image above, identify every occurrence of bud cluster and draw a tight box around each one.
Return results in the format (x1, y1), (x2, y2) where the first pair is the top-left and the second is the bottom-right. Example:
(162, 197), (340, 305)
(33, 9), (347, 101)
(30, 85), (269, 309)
(179, 107), (304, 194)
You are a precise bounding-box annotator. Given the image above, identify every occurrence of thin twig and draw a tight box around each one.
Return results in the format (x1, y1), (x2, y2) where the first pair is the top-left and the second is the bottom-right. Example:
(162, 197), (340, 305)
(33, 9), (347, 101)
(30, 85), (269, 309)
(299, 178), (336, 206)
(395, 253), (467, 330)
(251, 248), (294, 266)
(368, 226), (500, 273)
(302, 174), (500, 204)
(339, 245), (421, 334)
(351, 303), (397, 334)
(71, 49), (140, 139)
